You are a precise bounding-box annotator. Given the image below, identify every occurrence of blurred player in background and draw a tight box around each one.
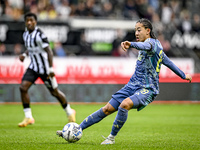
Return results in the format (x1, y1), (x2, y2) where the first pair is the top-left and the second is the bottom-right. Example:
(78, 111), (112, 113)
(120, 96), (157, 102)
(57, 18), (192, 144)
(18, 12), (76, 127)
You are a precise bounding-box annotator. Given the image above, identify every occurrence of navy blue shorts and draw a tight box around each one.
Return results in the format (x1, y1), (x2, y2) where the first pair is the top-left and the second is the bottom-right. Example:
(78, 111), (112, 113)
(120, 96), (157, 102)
(109, 85), (157, 111)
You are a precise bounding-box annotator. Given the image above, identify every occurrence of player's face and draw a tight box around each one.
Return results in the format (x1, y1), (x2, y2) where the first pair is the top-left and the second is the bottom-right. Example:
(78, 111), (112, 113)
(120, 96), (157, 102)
(135, 22), (150, 42)
(25, 16), (37, 33)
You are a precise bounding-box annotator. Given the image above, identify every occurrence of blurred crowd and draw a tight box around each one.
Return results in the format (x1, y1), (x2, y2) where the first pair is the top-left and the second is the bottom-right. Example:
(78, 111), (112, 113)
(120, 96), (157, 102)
(0, 0), (200, 57)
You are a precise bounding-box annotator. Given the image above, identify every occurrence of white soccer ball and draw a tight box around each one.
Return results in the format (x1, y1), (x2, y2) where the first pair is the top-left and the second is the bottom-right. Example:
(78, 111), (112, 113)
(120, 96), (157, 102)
(62, 122), (83, 143)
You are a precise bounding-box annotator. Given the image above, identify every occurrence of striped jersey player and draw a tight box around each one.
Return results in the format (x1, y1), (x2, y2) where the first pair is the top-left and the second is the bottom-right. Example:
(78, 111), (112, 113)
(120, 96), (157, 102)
(18, 12), (76, 127)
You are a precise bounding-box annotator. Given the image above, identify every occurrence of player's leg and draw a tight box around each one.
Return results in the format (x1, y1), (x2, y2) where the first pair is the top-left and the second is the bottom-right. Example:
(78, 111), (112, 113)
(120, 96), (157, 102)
(102, 88), (156, 144)
(80, 100), (117, 130)
(101, 97), (133, 144)
(51, 88), (76, 122)
(80, 84), (131, 132)
(57, 99), (119, 138)
(43, 76), (76, 122)
(18, 69), (37, 127)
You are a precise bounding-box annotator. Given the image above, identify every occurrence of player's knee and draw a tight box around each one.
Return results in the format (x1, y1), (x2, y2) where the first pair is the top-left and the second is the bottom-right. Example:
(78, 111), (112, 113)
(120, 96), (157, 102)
(102, 105), (115, 115)
(19, 85), (28, 93)
(102, 107), (110, 115)
(120, 98), (133, 110)
(120, 103), (130, 110)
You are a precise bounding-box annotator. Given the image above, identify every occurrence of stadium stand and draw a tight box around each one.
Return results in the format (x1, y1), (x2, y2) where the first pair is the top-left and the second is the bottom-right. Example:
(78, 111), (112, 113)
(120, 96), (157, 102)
(0, 0), (200, 72)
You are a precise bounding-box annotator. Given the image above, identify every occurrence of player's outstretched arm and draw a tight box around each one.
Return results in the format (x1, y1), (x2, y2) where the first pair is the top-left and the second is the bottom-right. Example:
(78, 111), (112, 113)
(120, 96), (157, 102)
(162, 54), (192, 83)
(185, 74), (192, 83)
(121, 41), (131, 52)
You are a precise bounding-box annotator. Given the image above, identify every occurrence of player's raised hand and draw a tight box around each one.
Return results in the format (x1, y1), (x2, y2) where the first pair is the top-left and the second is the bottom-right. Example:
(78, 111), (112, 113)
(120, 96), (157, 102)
(185, 74), (192, 83)
(121, 41), (131, 52)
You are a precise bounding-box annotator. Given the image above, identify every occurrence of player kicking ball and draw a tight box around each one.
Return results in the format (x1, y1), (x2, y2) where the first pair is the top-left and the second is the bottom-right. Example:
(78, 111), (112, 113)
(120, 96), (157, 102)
(56, 18), (192, 144)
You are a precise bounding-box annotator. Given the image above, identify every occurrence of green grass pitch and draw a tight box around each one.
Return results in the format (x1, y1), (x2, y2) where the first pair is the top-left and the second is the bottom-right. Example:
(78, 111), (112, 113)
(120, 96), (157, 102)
(0, 103), (199, 150)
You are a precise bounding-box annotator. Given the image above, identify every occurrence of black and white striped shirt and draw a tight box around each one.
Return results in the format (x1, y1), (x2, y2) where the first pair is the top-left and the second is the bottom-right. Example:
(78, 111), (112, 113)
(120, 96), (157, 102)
(23, 26), (50, 75)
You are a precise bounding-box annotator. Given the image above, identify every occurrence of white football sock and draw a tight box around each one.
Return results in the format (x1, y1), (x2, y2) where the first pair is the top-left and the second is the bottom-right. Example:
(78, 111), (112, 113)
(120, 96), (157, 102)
(108, 134), (115, 139)
(64, 104), (73, 116)
(24, 108), (33, 118)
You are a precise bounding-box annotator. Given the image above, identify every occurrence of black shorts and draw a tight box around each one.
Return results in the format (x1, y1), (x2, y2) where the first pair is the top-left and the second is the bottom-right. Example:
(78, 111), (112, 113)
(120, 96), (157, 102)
(22, 68), (58, 90)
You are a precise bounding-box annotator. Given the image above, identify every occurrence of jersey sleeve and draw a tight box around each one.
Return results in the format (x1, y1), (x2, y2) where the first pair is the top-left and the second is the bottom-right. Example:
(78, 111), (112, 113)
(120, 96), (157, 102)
(130, 42), (152, 51)
(36, 32), (49, 49)
(162, 53), (186, 79)
(22, 32), (27, 46)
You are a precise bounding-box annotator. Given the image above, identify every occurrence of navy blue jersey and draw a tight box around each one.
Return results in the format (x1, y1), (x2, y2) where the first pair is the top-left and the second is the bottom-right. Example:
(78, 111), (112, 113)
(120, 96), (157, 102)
(127, 38), (186, 94)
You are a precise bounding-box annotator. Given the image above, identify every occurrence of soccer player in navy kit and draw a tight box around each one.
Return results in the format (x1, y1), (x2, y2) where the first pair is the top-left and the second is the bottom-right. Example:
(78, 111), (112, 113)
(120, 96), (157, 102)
(18, 13), (76, 127)
(57, 18), (192, 144)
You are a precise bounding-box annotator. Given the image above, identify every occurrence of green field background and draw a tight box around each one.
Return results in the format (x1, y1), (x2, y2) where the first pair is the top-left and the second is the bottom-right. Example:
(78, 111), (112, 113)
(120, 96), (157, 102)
(0, 104), (199, 150)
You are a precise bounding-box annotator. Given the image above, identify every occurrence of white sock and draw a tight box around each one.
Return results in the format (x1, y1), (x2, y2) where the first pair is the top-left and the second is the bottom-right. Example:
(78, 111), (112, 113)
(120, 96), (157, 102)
(24, 108), (33, 118)
(64, 104), (73, 116)
(108, 134), (115, 139)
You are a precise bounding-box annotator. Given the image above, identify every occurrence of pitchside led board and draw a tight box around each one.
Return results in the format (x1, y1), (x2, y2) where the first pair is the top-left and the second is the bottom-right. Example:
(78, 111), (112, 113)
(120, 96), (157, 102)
(0, 56), (199, 102)
(0, 57), (195, 84)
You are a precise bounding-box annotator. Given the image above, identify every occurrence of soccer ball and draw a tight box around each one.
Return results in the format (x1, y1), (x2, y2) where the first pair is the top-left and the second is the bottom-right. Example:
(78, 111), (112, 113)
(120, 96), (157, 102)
(62, 122), (82, 143)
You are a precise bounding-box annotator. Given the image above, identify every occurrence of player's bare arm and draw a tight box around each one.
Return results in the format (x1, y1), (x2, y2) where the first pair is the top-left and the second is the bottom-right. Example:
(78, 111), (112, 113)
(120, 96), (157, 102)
(44, 46), (55, 78)
(121, 41), (131, 52)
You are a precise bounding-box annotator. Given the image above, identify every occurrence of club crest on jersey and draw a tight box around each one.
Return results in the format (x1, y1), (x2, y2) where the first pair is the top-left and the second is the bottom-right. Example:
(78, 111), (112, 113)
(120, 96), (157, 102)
(137, 52), (144, 61)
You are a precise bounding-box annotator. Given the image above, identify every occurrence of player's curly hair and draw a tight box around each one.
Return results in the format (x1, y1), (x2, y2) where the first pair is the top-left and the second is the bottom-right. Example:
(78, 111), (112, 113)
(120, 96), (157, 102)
(24, 12), (37, 21)
(137, 18), (157, 39)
